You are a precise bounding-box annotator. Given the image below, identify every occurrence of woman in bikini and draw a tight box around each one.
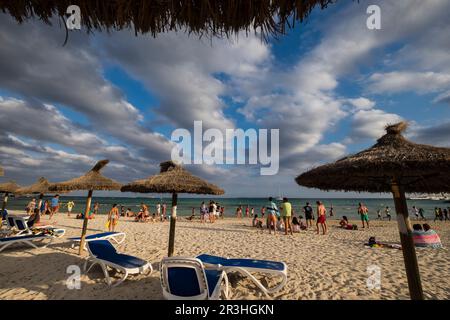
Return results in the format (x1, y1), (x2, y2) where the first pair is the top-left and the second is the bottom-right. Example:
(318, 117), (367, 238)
(107, 204), (119, 232)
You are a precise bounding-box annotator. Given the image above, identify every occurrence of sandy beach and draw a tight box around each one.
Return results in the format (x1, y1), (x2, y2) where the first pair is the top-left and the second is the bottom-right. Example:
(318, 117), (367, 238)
(1, 211), (449, 300)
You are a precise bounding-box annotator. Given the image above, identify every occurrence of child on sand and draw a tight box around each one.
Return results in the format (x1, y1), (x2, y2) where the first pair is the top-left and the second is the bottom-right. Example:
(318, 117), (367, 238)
(187, 208), (196, 221)
(292, 216), (301, 232)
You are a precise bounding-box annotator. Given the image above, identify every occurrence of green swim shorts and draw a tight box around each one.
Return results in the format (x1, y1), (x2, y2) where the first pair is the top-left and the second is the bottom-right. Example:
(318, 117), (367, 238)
(361, 214), (369, 222)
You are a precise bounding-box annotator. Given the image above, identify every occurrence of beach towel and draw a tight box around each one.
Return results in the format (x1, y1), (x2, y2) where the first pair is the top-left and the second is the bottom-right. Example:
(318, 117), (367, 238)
(412, 230), (442, 248)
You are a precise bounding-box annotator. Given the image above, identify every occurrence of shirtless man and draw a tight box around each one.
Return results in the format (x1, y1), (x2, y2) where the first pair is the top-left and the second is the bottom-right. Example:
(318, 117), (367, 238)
(358, 202), (370, 229)
(316, 201), (327, 235)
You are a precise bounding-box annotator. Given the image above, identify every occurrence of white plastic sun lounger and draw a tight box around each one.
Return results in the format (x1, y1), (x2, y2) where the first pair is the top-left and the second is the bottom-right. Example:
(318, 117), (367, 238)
(0, 233), (64, 253)
(84, 240), (152, 287)
(12, 216), (56, 236)
(196, 254), (287, 295)
(68, 232), (126, 249)
(160, 257), (229, 300)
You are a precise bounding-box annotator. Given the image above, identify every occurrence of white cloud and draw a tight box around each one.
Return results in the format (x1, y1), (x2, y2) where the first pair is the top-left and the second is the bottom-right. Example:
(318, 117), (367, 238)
(368, 71), (450, 94)
(346, 98), (376, 110)
(349, 109), (404, 141)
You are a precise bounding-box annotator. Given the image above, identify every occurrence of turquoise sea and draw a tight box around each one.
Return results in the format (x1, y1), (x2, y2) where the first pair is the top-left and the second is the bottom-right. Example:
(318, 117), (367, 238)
(5, 196), (449, 220)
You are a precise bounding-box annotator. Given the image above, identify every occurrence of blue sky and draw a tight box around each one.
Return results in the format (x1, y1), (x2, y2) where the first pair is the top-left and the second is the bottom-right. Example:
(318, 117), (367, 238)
(0, 0), (449, 198)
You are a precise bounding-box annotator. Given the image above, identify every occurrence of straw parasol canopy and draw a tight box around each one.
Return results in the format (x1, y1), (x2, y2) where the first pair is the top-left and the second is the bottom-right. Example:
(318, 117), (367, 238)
(50, 160), (121, 255)
(16, 177), (53, 195)
(296, 122), (450, 300)
(121, 161), (225, 195)
(0, 0), (334, 40)
(296, 122), (450, 193)
(16, 177), (58, 211)
(121, 160), (224, 256)
(0, 180), (20, 194)
(0, 165), (3, 177)
(49, 160), (122, 192)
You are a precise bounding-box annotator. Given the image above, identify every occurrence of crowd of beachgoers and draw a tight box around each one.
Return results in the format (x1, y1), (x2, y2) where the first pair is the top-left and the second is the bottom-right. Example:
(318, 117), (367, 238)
(19, 195), (446, 249)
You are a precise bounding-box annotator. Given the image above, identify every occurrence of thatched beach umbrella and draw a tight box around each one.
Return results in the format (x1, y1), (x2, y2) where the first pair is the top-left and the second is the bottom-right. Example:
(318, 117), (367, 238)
(121, 161), (224, 257)
(296, 122), (450, 300)
(0, 180), (20, 217)
(0, 166), (4, 177)
(49, 160), (121, 255)
(16, 177), (55, 210)
(0, 0), (334, 40)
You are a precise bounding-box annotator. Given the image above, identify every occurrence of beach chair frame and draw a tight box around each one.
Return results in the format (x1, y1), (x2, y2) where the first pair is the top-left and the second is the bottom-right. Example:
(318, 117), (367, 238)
(160, 257), (229, 300)
(13, 216), (65, 237)
(70, 232), (126, 250)
(198, 255), (288, 296)
(0, 234), (58, 253)
(84, 240), (152, 287)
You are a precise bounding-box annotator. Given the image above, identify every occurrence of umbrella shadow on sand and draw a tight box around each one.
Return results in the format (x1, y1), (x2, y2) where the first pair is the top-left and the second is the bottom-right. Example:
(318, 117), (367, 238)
(0, 248), (163, 299)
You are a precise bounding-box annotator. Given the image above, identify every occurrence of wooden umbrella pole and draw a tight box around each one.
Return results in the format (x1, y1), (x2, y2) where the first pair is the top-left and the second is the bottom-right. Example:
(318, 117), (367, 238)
(391, 178), (424, 300)
(168, 192), (178, 257)
(78, 189), (93, 255)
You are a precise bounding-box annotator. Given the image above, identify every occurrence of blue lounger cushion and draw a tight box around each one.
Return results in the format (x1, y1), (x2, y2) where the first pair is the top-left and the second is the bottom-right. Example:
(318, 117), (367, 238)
(167, 267), (222, 297)
(87, 240), (147, 269)
(197, 254), (285, 271)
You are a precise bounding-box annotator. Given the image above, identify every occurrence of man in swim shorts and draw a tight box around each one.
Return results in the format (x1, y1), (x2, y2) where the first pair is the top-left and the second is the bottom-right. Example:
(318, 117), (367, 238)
(50, 194), (60, 220)
(316, 201), (327, 235)
(358, 202), (370, 229)
(303, 202), (314, 229)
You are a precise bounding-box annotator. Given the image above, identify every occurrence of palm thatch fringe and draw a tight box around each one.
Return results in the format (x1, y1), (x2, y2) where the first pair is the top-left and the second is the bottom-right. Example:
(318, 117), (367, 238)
(0, 0), (335, 40)
(49, 160), (121, 192)
(121, 160), (224, 195)
(0, 180), (20, 193)
(296, 122), (450, 193)
(16, 177), (55, 195)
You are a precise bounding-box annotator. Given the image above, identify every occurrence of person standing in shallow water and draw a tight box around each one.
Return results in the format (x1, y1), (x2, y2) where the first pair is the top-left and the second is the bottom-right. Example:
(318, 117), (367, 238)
(236, 205), (242, 218)
(418, 207), (426, 221)
(384, 206), (391, 221)
(316, 201), (327, 235)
